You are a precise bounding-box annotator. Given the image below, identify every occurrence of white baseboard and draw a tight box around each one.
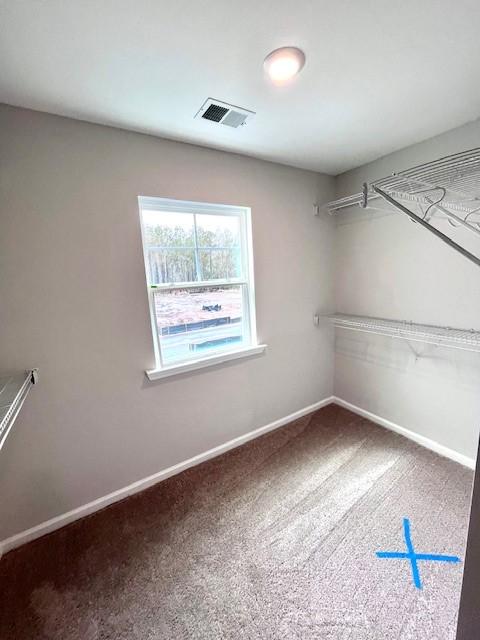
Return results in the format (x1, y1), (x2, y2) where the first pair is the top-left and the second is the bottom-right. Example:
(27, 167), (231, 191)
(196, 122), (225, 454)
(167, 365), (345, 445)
(0, 396), (334, 556)
(333, 396), (476, 470)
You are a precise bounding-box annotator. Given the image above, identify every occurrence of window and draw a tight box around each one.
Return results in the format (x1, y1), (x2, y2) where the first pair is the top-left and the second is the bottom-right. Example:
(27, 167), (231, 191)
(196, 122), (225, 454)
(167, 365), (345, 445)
(139, 197), (264, 378)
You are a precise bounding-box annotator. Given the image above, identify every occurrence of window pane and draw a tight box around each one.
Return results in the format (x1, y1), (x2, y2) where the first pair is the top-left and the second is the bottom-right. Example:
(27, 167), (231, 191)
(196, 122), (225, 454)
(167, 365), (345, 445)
(196, 213), (242, 280)
(142, 210), (196, 284)
(199, 248), (241, 280)
(148, 248), (196, 284)
(154, 286), (246, 365)
(196, 214), (240, 248)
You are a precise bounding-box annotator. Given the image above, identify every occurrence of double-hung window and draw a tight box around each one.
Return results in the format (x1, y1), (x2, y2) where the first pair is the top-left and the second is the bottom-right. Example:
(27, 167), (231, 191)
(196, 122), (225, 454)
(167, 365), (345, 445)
(139, 197), (264, 379)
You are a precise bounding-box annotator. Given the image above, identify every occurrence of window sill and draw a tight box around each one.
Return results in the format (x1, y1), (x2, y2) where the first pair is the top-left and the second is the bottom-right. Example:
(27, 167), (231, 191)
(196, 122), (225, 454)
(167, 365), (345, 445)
(145, 344), (267, 381)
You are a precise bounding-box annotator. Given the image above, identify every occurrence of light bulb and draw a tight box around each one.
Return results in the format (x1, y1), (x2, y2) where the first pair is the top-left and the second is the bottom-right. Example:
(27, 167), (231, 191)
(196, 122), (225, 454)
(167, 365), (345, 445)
(264, 47), (305, 85)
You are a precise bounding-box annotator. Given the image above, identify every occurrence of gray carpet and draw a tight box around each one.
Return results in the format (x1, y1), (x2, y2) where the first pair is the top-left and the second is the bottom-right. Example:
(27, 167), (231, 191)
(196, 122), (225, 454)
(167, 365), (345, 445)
(0, 404), (473, 639)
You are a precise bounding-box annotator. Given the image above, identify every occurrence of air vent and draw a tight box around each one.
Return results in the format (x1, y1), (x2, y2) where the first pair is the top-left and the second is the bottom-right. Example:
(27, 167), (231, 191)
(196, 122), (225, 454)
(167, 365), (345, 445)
(202, 103), (229, 123)
(195, 98), (255, 129)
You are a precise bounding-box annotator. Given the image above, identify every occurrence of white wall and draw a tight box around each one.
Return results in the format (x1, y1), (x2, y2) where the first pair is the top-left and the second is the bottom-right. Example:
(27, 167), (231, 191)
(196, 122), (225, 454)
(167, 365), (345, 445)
(0, 105), (335, 541)
(334, 120), (480, 460)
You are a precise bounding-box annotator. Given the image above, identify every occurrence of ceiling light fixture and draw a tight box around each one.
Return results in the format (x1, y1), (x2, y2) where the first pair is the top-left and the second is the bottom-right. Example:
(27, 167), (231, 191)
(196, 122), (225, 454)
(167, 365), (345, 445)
(264, 47), (305, 85)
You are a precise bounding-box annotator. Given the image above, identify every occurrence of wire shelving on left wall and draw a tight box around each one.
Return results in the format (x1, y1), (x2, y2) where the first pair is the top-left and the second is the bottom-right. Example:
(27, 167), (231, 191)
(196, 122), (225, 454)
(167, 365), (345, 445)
(0, 369), (38, 451)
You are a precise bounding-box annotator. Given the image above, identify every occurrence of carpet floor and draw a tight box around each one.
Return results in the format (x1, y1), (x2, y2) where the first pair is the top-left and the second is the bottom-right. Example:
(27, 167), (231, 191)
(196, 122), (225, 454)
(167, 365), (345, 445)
(0, 405), (473, 639)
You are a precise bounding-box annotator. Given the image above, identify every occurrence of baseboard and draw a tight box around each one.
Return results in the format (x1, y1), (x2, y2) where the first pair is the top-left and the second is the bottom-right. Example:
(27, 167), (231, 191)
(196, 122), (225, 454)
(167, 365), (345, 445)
(333, 396), (476, 470)
(0, 396), (334, 556)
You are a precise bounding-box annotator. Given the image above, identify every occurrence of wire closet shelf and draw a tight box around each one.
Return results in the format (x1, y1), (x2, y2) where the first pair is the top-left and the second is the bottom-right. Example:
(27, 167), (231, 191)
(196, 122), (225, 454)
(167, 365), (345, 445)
(325, 147), (480, 222)
(329, 314), (480, 353)
(323, 147), (480, 267)
(0, 369), (38, 452)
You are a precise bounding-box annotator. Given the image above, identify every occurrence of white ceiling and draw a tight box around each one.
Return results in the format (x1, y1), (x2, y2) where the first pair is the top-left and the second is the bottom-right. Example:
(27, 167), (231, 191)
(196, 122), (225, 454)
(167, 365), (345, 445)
(1, 0), (480, 175)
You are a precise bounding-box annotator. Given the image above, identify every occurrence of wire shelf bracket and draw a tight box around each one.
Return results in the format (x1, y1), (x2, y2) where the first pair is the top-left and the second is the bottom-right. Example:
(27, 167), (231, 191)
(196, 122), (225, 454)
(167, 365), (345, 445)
(372, 185), (480, 268)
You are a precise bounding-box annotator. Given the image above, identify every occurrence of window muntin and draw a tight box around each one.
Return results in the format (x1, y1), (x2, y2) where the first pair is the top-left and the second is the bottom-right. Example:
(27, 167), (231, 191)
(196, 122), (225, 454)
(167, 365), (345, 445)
(139, 198), (256, 369)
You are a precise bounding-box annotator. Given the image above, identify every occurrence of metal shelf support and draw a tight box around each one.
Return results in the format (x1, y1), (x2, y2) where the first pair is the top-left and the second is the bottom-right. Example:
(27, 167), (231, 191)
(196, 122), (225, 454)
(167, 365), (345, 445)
(372, 185), (480, 268)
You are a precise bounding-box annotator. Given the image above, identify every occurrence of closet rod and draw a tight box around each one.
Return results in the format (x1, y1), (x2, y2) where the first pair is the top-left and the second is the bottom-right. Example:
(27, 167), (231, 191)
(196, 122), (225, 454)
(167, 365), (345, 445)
(372, 186), (480, 268)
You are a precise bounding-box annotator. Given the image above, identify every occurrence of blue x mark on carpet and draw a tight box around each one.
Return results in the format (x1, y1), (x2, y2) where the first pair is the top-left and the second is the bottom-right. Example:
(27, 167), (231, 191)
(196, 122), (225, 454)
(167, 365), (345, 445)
(376, 518), (461, 589)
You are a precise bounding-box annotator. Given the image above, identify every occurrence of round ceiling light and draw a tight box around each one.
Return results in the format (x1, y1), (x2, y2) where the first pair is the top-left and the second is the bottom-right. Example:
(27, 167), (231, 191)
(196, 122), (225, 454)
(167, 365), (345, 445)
(264, 47), (306, 85)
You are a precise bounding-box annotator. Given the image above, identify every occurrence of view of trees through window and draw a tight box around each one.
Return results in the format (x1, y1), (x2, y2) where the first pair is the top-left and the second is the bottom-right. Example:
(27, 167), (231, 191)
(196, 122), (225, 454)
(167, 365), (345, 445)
(144, 212), (241, 284)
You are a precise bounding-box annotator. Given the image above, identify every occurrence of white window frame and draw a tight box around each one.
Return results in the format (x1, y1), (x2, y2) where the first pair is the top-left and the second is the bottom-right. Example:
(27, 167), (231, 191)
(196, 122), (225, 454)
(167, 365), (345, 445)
(138, 196), (266, 380)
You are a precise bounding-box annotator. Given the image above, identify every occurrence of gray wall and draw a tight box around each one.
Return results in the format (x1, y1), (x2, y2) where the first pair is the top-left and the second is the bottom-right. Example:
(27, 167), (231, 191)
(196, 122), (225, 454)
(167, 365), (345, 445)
(0, 105), (335, 541)
(334, 120), (480, 460)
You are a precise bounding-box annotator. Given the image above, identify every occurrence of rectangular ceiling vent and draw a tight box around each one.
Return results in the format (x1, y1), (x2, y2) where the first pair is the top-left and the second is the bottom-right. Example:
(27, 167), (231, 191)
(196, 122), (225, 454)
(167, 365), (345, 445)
(195, 98), (255, 129)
